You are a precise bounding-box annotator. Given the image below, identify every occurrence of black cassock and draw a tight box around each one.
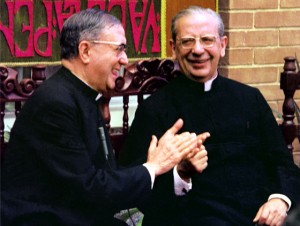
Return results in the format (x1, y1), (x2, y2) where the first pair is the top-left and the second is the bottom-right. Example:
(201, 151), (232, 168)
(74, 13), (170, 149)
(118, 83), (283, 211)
(120, 73), (300, 226)
(2, 66), (151, 226)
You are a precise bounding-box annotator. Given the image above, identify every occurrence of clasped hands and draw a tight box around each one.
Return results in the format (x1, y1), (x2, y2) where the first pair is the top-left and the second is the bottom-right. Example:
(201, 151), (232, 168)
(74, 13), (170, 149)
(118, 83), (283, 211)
(145, 118), (209, 178)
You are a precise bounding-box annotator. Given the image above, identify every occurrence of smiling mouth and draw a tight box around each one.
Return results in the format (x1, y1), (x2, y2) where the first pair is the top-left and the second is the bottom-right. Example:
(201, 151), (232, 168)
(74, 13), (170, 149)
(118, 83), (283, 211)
(189, 58), (210, 64)
(112, 70), (120, 78)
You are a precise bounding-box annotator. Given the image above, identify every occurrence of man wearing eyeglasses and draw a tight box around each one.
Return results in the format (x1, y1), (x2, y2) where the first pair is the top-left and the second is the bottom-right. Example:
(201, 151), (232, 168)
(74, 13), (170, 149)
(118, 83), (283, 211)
(119, 6), (300, 226)
(1, 9), (210, 226)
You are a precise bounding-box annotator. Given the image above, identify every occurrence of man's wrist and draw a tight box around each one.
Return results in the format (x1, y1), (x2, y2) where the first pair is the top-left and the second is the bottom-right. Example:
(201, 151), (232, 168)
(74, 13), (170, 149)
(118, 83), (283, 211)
(143, 163), (156, 189)
(176, 160), (196, 180)
(173, 165), (192, 196)
(268, 194), (291, 211)
(177, 171), (192, 183)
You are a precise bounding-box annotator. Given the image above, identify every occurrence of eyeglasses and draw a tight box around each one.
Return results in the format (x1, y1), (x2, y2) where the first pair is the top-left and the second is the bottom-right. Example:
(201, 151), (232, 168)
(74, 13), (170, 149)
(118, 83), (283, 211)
(90, 40), (127, 53)
(177, 35), (218, 49)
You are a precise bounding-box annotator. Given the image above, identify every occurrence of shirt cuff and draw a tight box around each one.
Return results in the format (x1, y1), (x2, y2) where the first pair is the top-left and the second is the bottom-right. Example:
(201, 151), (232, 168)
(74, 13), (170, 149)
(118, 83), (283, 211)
(173, 165), (192, 196)
(268, 194), (292, 211)
(143, 164), (155, 189)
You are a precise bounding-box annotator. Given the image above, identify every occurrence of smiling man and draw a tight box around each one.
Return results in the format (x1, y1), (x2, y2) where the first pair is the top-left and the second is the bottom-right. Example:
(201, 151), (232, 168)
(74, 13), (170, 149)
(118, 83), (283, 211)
(1, 9), (207, 226)
(119, 6), (300, 226)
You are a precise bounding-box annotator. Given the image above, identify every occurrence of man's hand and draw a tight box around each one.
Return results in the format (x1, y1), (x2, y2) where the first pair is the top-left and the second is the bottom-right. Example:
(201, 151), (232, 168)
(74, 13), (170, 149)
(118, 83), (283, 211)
(145, 119), (198, 176)
(177, 132), (210, 180)
(253, 198), (288, 226)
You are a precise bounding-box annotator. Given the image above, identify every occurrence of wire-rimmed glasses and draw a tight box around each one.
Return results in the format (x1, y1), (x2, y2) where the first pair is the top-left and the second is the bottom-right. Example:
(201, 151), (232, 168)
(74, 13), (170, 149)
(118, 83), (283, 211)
(177, 35), (218, 49)
(90, 40), (127, 54)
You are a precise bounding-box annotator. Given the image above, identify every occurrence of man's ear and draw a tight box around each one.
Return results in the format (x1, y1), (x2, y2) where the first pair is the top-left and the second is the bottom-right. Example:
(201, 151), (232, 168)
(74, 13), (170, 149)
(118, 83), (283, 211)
(78, 41), (91, 64)
(220, 36), (228, 58)
(169, 39), (176, 59)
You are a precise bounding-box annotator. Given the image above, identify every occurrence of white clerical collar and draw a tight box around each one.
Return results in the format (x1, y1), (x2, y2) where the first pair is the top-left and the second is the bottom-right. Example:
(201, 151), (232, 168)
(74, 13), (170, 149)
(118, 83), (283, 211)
(204, 73), (218, 92)
(95, 74), (218, 100)
(95, 93), (102, 101)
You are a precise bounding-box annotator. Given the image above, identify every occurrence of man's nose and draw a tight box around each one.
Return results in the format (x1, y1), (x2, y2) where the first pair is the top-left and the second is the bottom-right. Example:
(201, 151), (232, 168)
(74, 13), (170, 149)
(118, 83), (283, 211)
(119, 51), (129, 65)
(192, 40), (205, 54)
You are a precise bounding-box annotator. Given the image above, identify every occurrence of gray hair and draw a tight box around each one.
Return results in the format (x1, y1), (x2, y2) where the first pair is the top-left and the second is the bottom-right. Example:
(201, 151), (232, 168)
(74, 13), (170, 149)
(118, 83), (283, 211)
(60, 8), (121, 59)
(171, 6), (224, 42)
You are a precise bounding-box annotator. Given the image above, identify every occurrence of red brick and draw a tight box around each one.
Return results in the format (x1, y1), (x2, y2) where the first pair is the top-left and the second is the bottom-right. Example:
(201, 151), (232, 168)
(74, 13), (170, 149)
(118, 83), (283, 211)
(224, 0), (278, 10)
(281, 0), (300, 8)
(223, 49), (253, 65)
(220, 12), (253, 29)
(254, 47), (300, 64)
(280, 29), (300, 45)
(268, 101), (280, 115)
(255, 11), (300, 28)
(255, 84), (285, 101)
(226, 67), (278, 84)
(221, 0), (277, 9)
(228, 31), (278, 48)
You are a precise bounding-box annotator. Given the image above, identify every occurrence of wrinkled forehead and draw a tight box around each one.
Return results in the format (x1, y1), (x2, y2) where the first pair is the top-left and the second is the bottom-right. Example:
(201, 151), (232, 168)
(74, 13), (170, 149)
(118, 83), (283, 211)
(176, 14), (219, 37)
(99, 24), (126, 41)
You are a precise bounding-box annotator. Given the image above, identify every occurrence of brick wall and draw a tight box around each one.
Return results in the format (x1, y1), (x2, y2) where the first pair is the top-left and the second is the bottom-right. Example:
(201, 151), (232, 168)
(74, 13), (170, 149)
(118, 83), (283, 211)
(218, 0), (300, 166)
